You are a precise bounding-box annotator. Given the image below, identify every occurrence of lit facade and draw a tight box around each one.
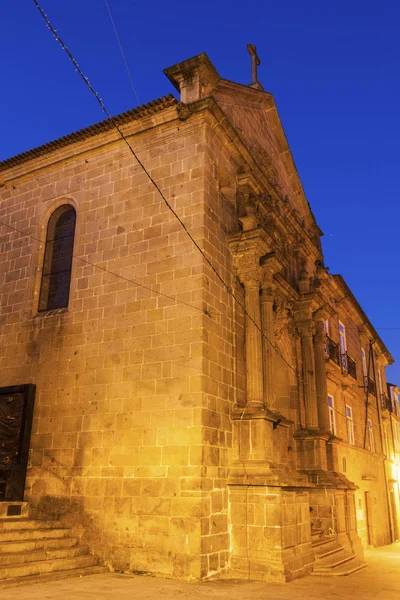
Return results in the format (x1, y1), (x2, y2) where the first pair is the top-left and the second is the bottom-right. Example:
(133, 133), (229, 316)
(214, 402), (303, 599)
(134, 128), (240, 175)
(0, 53), (398, 581)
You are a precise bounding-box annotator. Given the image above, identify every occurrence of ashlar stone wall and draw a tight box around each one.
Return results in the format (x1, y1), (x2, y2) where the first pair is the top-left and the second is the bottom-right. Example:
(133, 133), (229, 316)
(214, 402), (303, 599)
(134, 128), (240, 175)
(0, 106), (230, 579)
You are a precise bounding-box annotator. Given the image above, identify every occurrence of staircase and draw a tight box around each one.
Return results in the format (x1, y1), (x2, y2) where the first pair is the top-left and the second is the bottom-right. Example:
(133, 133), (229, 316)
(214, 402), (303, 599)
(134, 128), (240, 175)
(0, 504), (107, 588)
(311, 530), (366, 576)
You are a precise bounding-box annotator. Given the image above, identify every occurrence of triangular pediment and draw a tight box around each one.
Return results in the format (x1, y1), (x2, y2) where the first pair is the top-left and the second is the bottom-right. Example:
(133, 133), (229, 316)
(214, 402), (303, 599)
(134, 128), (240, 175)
(211, 78), (319, 233)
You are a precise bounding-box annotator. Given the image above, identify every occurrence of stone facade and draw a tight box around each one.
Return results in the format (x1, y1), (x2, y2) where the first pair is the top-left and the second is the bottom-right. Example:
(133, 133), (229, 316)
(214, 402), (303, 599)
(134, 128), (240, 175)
(0, 53), (398, 581)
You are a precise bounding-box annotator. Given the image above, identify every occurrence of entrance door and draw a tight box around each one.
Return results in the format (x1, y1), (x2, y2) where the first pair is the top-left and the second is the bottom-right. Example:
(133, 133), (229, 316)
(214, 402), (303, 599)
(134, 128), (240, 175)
(0, 385), (35, 502)
(365, 491), (374, 546)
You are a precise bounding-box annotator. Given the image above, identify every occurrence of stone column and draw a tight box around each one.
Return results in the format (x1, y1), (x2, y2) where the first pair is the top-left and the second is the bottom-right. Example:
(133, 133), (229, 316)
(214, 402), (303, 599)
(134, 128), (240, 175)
(242, 274), (264, 409)
(260, 265), (277, 409)
(314, 320), (330, 432)
(297, 320), (319, 430)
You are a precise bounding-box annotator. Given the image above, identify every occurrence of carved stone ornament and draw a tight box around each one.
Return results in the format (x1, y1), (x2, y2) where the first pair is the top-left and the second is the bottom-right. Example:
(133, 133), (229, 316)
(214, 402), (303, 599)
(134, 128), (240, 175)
(176, 102), (193, 121)
(234, 252), (261, 285)
(259, 213), (276, 236)
(245, 198), (258, 216)
(236, 252), (258, 271)
(296, 320), (315, 337)
(273, 296), (292, 338)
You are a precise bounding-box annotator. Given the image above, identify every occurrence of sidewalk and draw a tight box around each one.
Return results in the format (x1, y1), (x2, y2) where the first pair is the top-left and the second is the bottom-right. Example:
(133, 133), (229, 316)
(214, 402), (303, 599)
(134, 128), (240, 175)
(3, 543), (400, 600)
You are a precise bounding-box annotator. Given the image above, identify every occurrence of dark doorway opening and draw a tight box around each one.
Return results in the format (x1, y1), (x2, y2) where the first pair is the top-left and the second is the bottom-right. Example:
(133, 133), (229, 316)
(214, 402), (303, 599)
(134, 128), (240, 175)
(0, 384), (35, 501)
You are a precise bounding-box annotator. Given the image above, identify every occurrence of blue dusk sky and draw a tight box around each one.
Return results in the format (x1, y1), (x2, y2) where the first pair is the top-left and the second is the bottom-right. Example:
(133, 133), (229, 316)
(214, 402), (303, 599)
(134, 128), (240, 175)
(1, 1), (399, 381)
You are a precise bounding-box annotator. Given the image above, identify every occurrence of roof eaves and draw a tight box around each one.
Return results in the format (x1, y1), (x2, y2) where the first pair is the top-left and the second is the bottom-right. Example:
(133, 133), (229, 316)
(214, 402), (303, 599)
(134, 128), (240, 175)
(331, 273), (394, 363)
(0, 95), (178, 172)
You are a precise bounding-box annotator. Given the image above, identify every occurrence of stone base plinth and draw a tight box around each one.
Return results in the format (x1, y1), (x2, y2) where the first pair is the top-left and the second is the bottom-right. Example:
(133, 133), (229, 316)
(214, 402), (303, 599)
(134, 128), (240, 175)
(305, 471), (363, 559)
(228, 484), (314, 582)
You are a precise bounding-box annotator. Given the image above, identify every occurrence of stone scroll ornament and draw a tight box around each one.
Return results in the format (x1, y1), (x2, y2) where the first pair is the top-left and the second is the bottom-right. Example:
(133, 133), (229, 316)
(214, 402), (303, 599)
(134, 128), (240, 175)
(0, 393), (24, 467)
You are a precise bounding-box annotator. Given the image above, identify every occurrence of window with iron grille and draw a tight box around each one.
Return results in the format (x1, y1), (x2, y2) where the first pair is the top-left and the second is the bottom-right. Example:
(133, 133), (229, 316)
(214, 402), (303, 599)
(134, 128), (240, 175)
(367, 419), (375, 453)
(328, 395), (336, 435)
(345, 404), (355, 445)
(361, 348), (367, 378)
(39, 205), (76, 311)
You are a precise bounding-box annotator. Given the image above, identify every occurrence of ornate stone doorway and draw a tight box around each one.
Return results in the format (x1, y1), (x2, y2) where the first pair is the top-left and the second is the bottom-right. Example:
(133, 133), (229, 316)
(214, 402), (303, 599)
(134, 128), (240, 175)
(0, 384), (35, 502)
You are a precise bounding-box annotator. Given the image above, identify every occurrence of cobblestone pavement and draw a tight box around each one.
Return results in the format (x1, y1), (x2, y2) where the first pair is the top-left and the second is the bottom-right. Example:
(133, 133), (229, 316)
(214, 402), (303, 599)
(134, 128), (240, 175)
(3, 543), (400, 600)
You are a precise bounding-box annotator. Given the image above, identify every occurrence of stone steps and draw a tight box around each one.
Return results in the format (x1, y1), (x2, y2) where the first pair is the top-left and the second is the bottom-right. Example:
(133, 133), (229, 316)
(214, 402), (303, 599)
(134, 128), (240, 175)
(313, 541), (343, 558)
(0, 514), (108, 588)
(312, 557), (367, 576)
(0, 536), (79, 554)
(0, 544), (89, 565)
(0, 565), (107, 589)
(0, 518), (61, 531)
(311, 534), (366, 577)
(0, 527), (71, 543)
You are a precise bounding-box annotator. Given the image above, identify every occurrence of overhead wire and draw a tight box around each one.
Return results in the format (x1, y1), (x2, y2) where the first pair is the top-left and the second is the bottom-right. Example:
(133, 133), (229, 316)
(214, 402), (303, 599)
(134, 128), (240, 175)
(27, 0), (400, 433)
(0, 219), (206, 316)
(103, 0), (140, 106)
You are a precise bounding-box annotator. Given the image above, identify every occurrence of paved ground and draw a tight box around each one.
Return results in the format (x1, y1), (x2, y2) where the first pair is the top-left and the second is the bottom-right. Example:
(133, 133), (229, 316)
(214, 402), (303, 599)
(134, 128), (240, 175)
(3, 543), (400, 600)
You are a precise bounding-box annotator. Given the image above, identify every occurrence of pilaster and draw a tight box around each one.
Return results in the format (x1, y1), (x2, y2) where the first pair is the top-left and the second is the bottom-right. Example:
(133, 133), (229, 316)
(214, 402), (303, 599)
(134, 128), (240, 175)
(313, 317), (331, 433)
(295, 315), (319, 431)
(260, 255), (280, 410)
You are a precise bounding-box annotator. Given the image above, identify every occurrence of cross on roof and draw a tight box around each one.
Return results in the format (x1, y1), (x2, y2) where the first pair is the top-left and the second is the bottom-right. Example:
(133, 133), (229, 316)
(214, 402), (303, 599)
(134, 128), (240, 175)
(247, 44), (260, 85)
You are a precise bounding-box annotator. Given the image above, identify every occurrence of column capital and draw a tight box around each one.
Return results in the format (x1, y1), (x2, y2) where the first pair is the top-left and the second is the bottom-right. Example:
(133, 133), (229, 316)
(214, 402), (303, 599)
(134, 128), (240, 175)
(228, 230), (270, 286)
(296, 320), (315, 338)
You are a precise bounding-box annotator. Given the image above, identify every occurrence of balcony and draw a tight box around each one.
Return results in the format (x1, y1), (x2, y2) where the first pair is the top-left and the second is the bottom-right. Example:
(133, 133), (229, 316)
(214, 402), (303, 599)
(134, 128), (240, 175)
(325, 337), (357, 380)
(364, 376), (376, 397)
(343, 354), (357, 380)
(380, 393), (390, 410)
(325, 336), (340, 366)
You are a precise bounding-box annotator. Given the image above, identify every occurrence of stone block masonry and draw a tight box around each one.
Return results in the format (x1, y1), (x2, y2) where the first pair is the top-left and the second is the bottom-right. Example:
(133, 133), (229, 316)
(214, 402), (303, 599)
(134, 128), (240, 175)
(0, 102), (232, 578)
(0, 51), (396, 583)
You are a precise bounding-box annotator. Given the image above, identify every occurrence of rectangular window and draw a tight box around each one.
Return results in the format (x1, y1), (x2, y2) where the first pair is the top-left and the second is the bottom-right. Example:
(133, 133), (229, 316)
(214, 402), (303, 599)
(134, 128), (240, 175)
(323, 319), (329, 357)
(394, 422), (400, 444)
(361, 348), (367, 378)
(367, 419), (375, 453)
(346, 404), (355, 445)
(328, 395), (336, 435)
(383, 427), (389, 456)
(339, 321), (347, 355)
(377, 370), (383, 396)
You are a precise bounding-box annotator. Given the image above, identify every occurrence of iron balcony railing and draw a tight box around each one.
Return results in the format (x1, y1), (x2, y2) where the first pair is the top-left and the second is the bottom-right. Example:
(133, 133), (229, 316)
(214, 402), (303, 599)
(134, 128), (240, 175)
(345, 354), (357, 380)
(340, 352), (357, 379)
(325, 336), (340, 366)
(364, 376), (376, 397)
(380, 393), (390, 411)
(324, 337), (357, 380)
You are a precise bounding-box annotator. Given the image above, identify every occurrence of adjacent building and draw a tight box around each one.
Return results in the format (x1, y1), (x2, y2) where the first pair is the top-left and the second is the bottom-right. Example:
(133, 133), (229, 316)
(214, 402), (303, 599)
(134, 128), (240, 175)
(0, 53), (399, 582)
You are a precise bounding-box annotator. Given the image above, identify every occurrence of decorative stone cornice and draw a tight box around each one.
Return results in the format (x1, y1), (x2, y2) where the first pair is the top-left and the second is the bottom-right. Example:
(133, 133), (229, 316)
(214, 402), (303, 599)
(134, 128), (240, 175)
(164, 53), (220, 103)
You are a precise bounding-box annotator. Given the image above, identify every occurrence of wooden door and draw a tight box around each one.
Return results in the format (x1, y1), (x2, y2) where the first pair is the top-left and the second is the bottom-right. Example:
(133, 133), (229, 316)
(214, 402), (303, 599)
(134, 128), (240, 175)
(0, 385), (35, 502)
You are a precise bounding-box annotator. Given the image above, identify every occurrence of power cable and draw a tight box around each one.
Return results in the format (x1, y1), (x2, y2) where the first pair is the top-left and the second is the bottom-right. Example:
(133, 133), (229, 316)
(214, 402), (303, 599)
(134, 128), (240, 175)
(0, 219), (206, 316)
(103, 0), (140, 106)
(28, 0), (399, 434)
(0, 221), (389, 434)
(31, 1), (298, 381)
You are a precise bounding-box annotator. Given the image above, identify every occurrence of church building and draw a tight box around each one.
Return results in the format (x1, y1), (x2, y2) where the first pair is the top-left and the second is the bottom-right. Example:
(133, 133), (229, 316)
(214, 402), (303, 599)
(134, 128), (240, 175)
(0, 51), (399, 583)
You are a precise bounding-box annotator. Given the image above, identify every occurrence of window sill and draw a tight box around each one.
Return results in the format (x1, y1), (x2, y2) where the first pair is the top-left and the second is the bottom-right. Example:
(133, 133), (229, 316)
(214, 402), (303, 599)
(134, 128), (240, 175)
(33, 307), (69, 319)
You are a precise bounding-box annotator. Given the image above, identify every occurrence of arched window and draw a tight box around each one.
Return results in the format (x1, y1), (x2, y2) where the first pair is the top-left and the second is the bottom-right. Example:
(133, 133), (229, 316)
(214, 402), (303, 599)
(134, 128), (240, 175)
(39, 205), (76, 311)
